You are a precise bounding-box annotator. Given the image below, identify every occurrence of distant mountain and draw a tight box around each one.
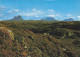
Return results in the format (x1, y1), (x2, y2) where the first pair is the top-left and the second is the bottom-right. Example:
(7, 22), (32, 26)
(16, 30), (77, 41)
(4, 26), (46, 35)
(63, 18), (74, 21)
(41, 17), (57, 21)
(9, 15), (23, 21)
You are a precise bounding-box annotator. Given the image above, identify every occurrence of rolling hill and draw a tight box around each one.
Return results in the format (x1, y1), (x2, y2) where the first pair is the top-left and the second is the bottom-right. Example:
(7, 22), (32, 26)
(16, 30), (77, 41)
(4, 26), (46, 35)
(0, 21), (80, 57)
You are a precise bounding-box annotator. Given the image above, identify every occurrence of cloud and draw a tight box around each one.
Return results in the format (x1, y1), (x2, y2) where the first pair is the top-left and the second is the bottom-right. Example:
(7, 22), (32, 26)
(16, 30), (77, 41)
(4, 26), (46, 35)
(0, 14), (6, 19)
(0, 7), (61, 20)
(67, 14), (72, 17)
(0, 6), (7, 19)
(7, 11), (13, 14)
(35, 16), (40, 17)
(0, 14), (4, 16)
(47, 15), (55, 17)
(0, 6), (5, 10)
(32, 9), (37, 11)
(48, 10), (54, 12)
(18, 9), (62, 20)
(78, 16), (80, 18)
(7, 9), (19, 14)
(66, 14), (75, 19)
(19, 9), (44, 17)
(13, 9), (19, 12)
(0, 6), (20, 20)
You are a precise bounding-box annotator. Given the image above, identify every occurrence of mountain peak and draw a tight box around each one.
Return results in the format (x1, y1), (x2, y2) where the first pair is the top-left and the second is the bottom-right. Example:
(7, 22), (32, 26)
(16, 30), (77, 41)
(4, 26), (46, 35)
(63, 18), (74, 21)
(10, 15), (23, 21)
(41, 17), (57, 21)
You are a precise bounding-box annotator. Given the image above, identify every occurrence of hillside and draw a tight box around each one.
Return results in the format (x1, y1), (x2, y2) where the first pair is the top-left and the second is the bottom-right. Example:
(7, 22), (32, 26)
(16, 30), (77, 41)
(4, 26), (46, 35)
(0, 21), (80, 57)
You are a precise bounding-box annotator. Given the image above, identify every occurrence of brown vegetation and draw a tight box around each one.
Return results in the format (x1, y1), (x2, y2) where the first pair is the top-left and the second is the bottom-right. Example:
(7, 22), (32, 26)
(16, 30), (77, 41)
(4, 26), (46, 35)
(0, 21), (80, 57)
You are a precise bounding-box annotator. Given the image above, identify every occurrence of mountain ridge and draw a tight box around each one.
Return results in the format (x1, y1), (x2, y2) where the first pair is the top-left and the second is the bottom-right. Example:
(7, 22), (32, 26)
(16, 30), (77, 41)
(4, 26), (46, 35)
(9, 15), (23, 21)
(4, 15), (77, 21)
(41, 17), (57, 21)
(63, 18), (74, 21)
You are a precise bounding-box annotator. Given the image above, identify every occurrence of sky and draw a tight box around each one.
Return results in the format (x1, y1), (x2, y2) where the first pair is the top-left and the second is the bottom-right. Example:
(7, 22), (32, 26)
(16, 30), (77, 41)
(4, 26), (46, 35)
(0, 0), (80, 21)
